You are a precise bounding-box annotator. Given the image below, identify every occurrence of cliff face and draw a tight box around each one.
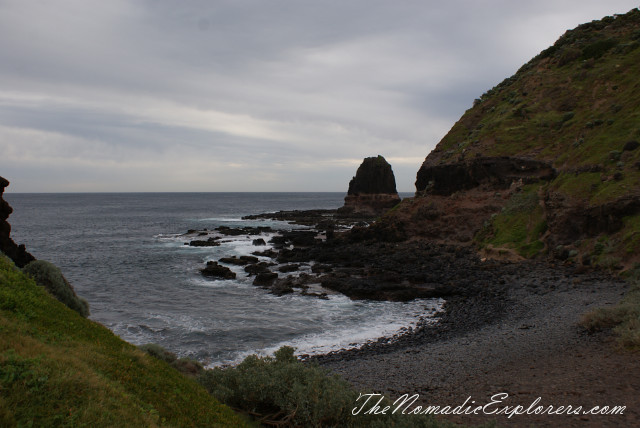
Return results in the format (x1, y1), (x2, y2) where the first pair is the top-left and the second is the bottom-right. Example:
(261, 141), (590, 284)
(383, 8), (640, 269)
(415, 156), (556, 196)
(0, 176), (35, 268)
(338, 156), (401, 217)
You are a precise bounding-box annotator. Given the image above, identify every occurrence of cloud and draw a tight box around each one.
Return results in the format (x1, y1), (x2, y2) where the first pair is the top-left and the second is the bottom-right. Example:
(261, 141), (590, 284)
(0, 0), (638, 192)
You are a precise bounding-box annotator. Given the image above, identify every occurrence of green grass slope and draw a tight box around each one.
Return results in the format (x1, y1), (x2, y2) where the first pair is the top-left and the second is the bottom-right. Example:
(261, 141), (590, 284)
(420, 8), (640, 268)
(431, 9), (640, 179)
(0, 255), (249, 427)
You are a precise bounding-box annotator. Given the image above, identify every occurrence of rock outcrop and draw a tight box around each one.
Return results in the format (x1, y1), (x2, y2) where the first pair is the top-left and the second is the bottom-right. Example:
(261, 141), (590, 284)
(415, 156), (556, 195)
(200, 261), (236, 279)
(0, 176), (35, 268)
(545, 193), (640, 247)
(337, 156), (401, 217)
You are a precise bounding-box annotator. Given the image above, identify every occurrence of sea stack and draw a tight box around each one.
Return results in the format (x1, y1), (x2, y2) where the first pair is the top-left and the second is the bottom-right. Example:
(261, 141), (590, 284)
(337, 155), (401, 217)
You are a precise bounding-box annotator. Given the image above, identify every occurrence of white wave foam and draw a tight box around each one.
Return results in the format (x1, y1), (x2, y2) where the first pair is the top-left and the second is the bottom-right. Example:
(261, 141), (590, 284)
(189, 275), (249, 289)
(209, 298), (444, 367)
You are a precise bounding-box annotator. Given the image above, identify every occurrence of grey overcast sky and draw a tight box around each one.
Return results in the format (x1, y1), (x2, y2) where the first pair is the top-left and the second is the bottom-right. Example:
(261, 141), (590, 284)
(1, 1), (638, 192)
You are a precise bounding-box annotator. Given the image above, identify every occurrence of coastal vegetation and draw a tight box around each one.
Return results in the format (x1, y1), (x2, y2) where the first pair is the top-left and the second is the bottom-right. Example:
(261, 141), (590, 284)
(475, 185), (548, 258)
(22, 260), (90, 318)
(196, 346), (459, 428)
(0, 255), (249, 427)
(581, 268), (640, 349)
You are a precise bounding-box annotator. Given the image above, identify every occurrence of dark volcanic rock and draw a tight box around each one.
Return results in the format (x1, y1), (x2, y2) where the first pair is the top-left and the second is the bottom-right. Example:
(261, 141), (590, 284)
(269, 235), (288, 249)
(215, 226), (272, 236)
(270, 279), (295, 296)
(264, 273), (317, 296)
(278, 264), (300, 273)
(200, 261), (236, 279)
(243, 209), (337, 226)
(346, 155), (398, 194)
(623, 140), (639, 151)
(269, 230), (319, 248)
(337, 155), (401, 217)
(0, 176), (35, 268)
(244, 262), (273, 275)
(219, 255), (259, 265)
(415, 156), (556, 195)
(311, 263), (333, 273)
(285, 231), (318, 247)
(253, 272), (278, 286)
(252, 238), (266, 246)
(252, 249), (278, 258)
(272, 237), (511, 301)
(188, 237), (220, 247)
(545, 192), (640, 245)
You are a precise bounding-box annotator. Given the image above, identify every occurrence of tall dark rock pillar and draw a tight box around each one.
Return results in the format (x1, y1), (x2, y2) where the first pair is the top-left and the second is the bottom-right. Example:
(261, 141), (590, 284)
(0, 176), (35, 267)
(337, 155), (401, 217)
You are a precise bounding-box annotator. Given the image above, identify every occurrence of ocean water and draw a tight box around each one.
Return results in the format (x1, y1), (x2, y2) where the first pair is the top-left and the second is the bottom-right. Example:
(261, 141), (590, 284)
(5, 192), (441, 365)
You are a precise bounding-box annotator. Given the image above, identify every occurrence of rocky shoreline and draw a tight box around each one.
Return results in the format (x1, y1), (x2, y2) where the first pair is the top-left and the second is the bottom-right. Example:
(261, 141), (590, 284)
(313, 260), (631, 427)
(310, 258), (624, 374)
(206, 207), (632, 426)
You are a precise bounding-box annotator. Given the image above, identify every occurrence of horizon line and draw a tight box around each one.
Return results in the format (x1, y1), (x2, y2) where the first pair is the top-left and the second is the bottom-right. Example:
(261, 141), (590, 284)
(5, 190), (416, 195)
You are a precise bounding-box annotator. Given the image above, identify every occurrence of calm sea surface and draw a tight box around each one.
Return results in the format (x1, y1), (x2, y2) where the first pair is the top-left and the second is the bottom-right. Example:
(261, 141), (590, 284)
(5, 192), (440, 365)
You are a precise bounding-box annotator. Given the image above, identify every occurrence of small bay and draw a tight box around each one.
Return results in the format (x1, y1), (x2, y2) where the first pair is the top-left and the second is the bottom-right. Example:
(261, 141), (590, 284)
(6, 192), (439, 366)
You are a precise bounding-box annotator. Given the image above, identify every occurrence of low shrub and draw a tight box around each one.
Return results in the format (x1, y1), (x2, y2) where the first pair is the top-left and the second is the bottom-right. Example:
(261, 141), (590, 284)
(581, 38), (618, 60)
(581, 279), (640, 350)
(198, 346), (456, 428)
(139, 343), (204, 377)
(138, 343), (177, 364)
(22, 260), (89, 317)
(172, 357), (204, 377)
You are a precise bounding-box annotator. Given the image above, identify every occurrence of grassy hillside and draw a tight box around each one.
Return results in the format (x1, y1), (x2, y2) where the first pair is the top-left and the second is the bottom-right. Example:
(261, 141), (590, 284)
(418, 8), (640, 268)
(431, 9), (640, 180)
(0, 255), (249, 427)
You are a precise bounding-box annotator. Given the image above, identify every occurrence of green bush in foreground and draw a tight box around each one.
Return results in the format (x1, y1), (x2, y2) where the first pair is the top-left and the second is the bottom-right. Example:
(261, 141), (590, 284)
(22, 260), (89, 317)
(198, 346), (459, 428)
